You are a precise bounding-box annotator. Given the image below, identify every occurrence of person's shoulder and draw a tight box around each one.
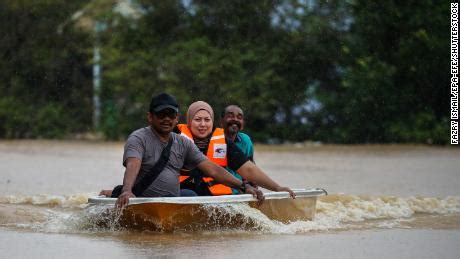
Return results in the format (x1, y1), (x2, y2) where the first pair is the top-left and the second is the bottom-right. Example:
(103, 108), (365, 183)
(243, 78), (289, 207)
(238, 132), (252, 142)
(172, 132), (193, 145)
(127, 127), (150, 139)
(130, 126), (149, 135)
(172, 132), (203, 157)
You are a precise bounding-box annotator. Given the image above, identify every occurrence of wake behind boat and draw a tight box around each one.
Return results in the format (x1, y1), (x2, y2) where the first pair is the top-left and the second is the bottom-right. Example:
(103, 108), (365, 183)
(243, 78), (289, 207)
(88, 188), (327, 231)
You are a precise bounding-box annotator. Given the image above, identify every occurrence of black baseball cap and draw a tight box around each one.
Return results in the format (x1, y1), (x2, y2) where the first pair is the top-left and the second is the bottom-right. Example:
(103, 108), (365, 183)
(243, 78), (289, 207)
(149, 93), (179, 113)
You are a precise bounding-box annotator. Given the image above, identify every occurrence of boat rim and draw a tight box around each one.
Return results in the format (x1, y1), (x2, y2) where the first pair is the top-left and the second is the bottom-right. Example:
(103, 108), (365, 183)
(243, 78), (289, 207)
(88, 188), (327, 205)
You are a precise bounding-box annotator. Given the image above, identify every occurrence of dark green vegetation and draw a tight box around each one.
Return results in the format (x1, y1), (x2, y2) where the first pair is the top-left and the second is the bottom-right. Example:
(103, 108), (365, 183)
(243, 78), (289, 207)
(0, 0), (449, 143)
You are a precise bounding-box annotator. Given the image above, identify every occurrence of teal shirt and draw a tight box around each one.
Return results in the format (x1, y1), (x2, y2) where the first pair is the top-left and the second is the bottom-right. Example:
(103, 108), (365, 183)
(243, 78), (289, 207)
(227, 132), (254, 194)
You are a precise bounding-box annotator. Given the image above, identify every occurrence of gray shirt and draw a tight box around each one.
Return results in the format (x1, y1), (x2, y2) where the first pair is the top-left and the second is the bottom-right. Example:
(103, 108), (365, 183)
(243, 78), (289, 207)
(123, 126), (206, 197)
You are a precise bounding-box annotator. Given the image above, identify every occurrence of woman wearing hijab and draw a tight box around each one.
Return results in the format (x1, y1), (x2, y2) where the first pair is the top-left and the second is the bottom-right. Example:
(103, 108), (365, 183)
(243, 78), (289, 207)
(176, 101), (295, 198)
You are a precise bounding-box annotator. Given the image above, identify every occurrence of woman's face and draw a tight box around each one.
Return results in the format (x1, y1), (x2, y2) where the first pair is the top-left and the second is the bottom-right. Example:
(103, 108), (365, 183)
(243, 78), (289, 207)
(190, 110), (213, 139)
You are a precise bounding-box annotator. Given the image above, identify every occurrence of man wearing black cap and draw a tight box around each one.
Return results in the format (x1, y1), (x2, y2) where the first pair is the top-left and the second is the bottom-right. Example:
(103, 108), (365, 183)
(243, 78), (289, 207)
(115, 93), (263, 208)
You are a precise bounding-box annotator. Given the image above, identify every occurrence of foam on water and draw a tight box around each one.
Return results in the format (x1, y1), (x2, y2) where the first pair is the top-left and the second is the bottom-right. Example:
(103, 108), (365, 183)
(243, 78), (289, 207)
(36, 204), (124, 233)
(0, 193), (93, 208)
(317, 194), (460, 223)
(1, 193), (459, 234)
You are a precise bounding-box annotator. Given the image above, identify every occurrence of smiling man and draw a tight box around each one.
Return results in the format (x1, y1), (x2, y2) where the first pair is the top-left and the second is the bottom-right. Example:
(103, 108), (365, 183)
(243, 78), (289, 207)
(220, 105), (262, 194)
(221, 105), (254, 162)
(114, 93), (263, 208)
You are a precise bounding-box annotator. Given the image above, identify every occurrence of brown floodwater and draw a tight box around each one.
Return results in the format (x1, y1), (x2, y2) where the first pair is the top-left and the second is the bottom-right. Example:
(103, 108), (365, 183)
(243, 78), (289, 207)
(0, 140), (459, 258)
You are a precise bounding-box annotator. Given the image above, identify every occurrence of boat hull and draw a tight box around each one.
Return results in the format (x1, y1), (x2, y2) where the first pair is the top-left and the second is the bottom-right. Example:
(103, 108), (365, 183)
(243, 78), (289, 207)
(88, 188), (326, 231)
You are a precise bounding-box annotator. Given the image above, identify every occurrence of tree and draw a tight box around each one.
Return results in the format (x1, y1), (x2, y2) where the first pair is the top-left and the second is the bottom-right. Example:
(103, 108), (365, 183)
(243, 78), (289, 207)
(318, 0), (449, 144)
(0, 0), (91, 138)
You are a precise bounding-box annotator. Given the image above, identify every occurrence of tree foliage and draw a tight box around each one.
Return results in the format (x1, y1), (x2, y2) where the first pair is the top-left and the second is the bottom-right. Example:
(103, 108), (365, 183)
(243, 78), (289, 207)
(0, 0), (91, 138)
(317, 0), (449, 143)
(0, 0), (449, 144)
(100, 0), (347, 141)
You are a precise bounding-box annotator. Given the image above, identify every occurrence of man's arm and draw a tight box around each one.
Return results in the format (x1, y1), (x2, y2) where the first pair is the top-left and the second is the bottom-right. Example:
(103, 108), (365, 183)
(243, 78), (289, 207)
(237, 161), (295, 198)
(197, 160), (264, 201)
(226, 140), (295, 198)
(116, 157), (141, 209)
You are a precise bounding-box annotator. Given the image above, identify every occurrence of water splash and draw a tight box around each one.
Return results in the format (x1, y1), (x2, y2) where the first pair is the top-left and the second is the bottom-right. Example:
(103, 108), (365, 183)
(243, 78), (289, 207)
(317, 194), (460, 222)
(1, 193), (459, 234)
(33, 205), (125, 233)
(0, 193), (92, 208)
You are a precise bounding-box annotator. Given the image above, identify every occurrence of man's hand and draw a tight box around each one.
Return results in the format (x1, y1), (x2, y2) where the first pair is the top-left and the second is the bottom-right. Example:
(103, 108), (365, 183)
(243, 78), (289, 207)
(115, 190), (135, 210)
(274, 186), (296, 199)
(115, 158), (141, 210)
(245, 184), (265, 204)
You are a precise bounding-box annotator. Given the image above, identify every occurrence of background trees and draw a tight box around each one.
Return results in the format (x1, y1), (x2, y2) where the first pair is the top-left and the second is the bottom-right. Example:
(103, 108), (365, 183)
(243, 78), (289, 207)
(0, 0), (450, 144)
(318, 0), (449, 143)
(0, 0), (91, 138)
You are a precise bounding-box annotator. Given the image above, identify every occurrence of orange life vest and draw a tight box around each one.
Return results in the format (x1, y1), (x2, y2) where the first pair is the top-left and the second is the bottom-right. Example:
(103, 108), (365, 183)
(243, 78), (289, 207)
(177, 124), (232, 195)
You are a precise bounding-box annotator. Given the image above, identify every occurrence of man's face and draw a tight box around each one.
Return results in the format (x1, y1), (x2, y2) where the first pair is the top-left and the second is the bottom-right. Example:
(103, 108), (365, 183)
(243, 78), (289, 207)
(222, 106), (244, 135)
(148, 108), (178, 135)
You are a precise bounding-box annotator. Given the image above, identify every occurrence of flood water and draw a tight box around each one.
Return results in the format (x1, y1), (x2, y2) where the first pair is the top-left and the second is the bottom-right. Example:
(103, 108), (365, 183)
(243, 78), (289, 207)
(0, 140), (459, 258)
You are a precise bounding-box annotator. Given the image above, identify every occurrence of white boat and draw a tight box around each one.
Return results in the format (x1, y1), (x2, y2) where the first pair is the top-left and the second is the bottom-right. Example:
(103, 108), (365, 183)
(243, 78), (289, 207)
(88, 188), (326, 231)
